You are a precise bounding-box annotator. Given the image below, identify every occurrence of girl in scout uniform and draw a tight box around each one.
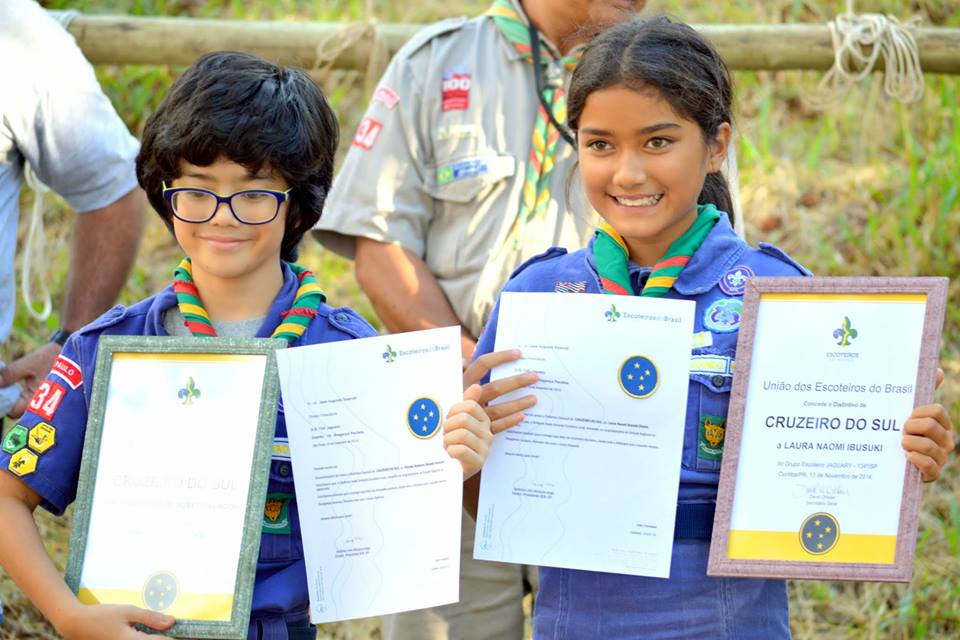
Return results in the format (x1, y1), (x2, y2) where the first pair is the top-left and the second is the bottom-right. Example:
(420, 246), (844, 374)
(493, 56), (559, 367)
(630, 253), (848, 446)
(468, 17), (955, 638)
(0, 52), (497, 640)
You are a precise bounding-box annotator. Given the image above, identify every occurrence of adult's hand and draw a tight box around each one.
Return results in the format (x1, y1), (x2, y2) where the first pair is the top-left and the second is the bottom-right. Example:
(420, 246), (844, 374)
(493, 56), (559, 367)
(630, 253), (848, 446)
(1, 342), (60, 418)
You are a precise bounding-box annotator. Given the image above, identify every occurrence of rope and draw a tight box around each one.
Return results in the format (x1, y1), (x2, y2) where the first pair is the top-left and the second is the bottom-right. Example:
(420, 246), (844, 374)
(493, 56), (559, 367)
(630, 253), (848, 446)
(806, 0), (924, 108)
(20, 165), (52, 323)
(312, 1), (387, 96)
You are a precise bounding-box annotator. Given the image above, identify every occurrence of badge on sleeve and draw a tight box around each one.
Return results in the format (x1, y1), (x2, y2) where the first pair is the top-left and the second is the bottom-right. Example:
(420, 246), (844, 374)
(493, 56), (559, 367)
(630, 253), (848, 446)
(27, 381), (66, 421)
(441, 68), (471, 111)
(2, 424), (29, 455)
(51, 355), (83, 390)
(372, 86), (400, 109)
(703, 298), (743, 333)
(407, 397), (441, 439)
(718, 265), (755, 296)
(28, 423), (56, 454)
(352, 117), (383, 150)
(8, 448), (38, 477)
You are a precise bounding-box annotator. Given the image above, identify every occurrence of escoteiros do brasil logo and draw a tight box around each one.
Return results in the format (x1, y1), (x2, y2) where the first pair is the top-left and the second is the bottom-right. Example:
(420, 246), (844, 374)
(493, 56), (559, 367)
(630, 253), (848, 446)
(833, 316), (858, 348)
(382, 344), (397, 363)
(605, 304), (621, 322)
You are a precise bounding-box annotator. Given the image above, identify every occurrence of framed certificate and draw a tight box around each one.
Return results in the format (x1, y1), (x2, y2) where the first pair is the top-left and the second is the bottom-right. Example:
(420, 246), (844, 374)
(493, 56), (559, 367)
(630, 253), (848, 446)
(64, 336), (283, 639)
(708, 277), (948, 582)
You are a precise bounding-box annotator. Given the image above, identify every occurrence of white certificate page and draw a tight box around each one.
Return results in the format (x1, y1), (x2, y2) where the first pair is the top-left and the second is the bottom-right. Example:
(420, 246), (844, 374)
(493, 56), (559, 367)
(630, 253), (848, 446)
(276, 327), (463, 623)
(727, 294), (927, 563)
(79, 353), (267, 621)
(475, 292), (695, 578)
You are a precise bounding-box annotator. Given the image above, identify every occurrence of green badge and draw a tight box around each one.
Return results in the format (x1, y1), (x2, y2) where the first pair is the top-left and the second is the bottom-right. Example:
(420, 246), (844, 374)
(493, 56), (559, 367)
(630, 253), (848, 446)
(2, 424), (29, 455)
(263, 493), (293, 534)
(698, 415), (726, 461)
(437, 165), (454, 186)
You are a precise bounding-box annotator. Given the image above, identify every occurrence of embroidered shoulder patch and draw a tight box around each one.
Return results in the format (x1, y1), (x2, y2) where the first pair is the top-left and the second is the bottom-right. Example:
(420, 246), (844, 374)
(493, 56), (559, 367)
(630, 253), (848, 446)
(27, 381), (66, 421)
(441, 68), (471, 111)
(353, 117), (383, 150)
(2, 424), (29, 455)
(372, 86), (400, 109)
(718, 265), (754, 296)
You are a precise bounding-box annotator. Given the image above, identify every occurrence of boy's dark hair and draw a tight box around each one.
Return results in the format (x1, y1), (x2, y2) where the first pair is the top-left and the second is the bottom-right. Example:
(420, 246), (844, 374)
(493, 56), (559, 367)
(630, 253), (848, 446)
(568, 17), (735, 216)
(137, 51), (338, 262)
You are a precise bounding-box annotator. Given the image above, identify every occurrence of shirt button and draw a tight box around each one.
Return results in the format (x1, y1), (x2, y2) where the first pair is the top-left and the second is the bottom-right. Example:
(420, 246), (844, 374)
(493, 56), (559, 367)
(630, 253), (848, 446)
(712, 375), (726, 388)
(278, 463), (291, 477)
(333, 312), (349, 324)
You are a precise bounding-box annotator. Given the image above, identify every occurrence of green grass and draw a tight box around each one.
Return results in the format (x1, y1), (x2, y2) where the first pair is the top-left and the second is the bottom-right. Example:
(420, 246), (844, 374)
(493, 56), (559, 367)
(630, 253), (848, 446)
(4, 1), (959, 638)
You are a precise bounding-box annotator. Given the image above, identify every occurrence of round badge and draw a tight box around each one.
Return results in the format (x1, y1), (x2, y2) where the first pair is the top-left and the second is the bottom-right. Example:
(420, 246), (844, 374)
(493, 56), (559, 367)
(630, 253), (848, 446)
(618, 355), (659, 399)
(143, 571), (179, 612)
(799, 512), (840, 555)
(407, 397), (442, 439)
(703, 298), (743, 333)
(718, 265), (755, 296)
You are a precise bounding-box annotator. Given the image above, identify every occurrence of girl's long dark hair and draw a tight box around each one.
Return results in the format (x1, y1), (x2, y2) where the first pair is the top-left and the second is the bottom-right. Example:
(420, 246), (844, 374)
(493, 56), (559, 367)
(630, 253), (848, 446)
(567, 17), (734, 216)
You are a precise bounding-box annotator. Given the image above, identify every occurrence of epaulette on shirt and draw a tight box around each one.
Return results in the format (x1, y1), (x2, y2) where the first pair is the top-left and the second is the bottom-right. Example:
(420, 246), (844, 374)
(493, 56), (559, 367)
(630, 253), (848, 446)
(508, 247), (568, 280)
(397, 16), (469, 58)
(757, 243), (812, 276)
(322, 306), (377, 340)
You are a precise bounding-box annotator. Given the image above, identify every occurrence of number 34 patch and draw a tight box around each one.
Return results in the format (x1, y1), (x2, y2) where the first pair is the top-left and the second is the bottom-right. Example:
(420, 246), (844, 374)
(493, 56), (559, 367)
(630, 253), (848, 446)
(28, 381), (66, 421)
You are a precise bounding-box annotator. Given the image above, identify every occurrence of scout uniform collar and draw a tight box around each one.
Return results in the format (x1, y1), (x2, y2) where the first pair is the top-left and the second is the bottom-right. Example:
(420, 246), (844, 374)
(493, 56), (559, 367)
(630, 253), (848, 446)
(587, 208), (747, 296)
(171, 259), (326, 345)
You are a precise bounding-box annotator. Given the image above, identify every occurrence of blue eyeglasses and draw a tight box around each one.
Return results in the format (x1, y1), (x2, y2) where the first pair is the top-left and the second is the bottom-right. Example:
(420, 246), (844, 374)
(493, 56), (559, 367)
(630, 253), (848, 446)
(162, 182), (293, 225)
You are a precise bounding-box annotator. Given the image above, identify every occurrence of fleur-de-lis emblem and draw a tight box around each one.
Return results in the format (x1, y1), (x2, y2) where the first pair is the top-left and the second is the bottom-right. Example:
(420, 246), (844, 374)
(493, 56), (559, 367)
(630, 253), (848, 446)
(605, 304), (621, 322)
(178, 377), (201, 405)
(382, 344), (397, 363)
(832, 316), (858, 347)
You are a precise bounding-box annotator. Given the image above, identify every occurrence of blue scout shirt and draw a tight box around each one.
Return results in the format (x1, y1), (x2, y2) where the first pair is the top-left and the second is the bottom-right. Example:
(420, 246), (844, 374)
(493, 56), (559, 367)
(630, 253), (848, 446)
(0, 262), (376, 635)
(475, 214), (810, 529)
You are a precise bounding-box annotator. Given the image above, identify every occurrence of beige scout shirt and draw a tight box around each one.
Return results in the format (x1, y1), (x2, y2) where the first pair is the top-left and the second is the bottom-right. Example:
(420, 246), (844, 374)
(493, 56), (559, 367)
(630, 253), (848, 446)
(315, 1), (741, 338)
(315, 3), (594, 338)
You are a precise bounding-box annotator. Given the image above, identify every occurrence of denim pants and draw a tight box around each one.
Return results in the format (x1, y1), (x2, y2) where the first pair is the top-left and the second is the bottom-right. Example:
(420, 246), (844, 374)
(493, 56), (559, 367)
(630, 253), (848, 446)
(249, 614), (316, 640)
(533, 539), (790, 639)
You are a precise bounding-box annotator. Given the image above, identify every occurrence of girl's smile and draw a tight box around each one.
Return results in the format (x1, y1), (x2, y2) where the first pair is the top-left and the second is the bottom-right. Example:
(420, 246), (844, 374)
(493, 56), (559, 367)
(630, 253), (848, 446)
(576, 84), (729, 266)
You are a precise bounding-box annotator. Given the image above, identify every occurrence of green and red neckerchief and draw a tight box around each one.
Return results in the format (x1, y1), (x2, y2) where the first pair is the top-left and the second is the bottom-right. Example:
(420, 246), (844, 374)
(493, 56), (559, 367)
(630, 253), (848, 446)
(172, 258), (326, 345)
(594, 204), (721, 297)
(487, 0), (582, 243)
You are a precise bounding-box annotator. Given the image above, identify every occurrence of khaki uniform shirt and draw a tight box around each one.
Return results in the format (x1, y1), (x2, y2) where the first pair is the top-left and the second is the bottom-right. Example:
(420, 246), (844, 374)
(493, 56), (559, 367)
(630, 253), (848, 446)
(316, 0), (741, 338)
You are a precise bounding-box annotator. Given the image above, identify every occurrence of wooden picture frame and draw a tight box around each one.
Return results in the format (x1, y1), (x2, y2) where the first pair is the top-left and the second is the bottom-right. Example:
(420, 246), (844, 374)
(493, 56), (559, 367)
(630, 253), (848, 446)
(707, 277), (948, 582)
(65, 336), (284, 638)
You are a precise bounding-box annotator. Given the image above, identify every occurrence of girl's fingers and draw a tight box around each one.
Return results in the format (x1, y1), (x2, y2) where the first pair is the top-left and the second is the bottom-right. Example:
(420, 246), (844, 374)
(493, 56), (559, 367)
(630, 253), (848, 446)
(444, 444), (484, 478)
(445, 400), (489, 433)
(492, 412), (526, 434)
(485, 395), (537, 422)
(905, 450), (942, 482)
(904, 405), (955, 452)
(481, 372), (538, 405)
(463, 349), (522, 388)
(936, 367), (944, 389)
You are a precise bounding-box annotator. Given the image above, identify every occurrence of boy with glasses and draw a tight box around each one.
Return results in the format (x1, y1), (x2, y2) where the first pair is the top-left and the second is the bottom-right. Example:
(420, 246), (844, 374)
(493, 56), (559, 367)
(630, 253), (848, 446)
(0, 51), (497, 640)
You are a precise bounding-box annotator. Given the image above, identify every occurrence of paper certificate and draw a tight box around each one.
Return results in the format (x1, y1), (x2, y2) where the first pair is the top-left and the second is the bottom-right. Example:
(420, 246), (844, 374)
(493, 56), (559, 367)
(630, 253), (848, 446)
(474, 292), (695, 578)
(275, 327), (463, 623)
(709, 278), (948, 582)
(66, 337), (281, 640)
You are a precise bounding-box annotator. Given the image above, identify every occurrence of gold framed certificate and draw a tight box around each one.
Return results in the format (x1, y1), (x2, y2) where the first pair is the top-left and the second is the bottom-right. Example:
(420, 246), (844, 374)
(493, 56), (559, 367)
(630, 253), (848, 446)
(64, 336), (283, 638)
(708, 277), (948, 582)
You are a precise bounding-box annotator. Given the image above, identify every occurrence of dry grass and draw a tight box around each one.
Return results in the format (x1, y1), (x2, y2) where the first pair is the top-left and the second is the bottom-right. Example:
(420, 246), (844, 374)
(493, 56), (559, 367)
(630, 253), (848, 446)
(2, 1), (958, 638)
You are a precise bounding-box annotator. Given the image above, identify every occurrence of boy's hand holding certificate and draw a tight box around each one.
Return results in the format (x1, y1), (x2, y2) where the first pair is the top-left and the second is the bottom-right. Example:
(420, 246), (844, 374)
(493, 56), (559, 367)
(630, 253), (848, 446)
(474, 292), (695, 578)
(276, 327), (463, 623)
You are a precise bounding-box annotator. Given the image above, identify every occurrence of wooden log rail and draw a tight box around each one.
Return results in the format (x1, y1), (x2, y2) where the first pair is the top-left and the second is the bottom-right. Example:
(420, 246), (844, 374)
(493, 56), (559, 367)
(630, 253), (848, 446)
(50, 12), (960, 74)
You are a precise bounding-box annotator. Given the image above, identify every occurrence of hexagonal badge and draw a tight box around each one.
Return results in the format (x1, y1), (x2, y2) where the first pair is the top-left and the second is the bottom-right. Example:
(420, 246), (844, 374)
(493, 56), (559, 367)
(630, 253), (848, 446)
(28, 423), (56, 454)
(2, 424), (29, 455)
(8, 449), (38, 477)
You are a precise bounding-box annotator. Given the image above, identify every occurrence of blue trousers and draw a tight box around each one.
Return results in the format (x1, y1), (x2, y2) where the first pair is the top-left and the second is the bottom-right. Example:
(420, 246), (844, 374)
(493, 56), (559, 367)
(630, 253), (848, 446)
(533, 540), (790, 639)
